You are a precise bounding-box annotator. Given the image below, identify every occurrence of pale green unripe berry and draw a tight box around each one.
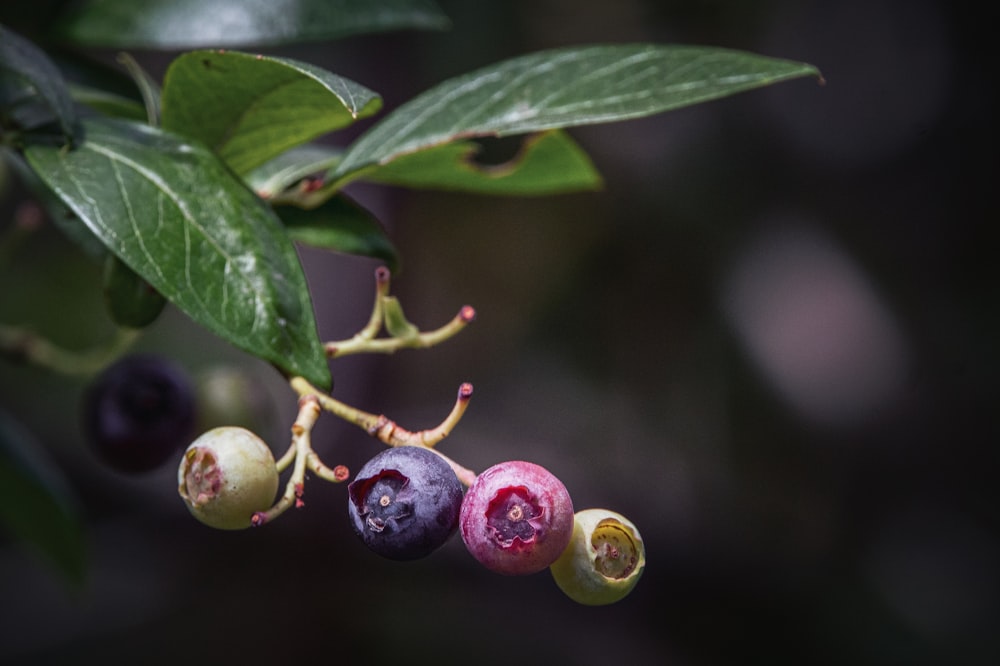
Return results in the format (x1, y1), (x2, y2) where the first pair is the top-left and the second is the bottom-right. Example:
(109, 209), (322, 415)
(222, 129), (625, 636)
(549, 508), (645, 605)
(177, 427), (278, 530)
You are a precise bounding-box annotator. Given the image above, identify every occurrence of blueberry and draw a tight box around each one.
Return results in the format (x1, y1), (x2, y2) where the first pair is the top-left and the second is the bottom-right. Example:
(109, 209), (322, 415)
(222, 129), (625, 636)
(82, 354), (196, 473)
(348, 446), (464, 561)
(460, 460), (574, 575)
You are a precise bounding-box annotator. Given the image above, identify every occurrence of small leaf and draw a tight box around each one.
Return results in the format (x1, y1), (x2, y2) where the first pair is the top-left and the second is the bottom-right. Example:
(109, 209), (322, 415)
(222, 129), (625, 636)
(329, 44), (821, 186)
(277, 195), (399, 272)
(115, 52), (162, 126)
(382, 296), (418, 339)
(0, 24), (78, 141)
(367, 130), (602, 195)
(162, 50), (381, 175)
(102, 252), (167, 328)
(23, 117), (331, 389)
(0, 409), (87, 585)
(245, 144), (342, 199)
(53, 0), (450, 49)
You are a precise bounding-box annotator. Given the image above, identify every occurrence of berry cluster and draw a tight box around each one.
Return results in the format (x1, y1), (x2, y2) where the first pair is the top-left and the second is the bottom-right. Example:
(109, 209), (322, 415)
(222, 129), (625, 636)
(80, 268), (645, 605)
(351, 451), (645, 604)
(176, 429), (644, 604)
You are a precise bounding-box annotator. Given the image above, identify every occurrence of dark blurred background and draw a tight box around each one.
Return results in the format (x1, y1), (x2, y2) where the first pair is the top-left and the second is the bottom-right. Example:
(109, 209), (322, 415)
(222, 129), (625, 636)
(1, 0), (996, 664)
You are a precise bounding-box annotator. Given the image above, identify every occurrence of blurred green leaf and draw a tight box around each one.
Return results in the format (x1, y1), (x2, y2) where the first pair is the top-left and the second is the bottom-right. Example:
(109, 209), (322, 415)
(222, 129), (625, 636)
(161, 50), (381, 175)
(102, 252), (167, 328)
(23, 117), (331, 389)
(0, 24), (78, 141)
(0, 410), (87, 585)
(115, 53), (161, 126)
(69, 84), (147, 121)
(53, 0), (450, 49)
(277, 195), (399, 272)
(367, 130), (602, 195)
(329, 44), (821, 187)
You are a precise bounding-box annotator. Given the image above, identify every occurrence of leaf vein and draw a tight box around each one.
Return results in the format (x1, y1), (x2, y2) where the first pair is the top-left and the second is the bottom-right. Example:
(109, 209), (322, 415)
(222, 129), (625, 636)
(84, 141), (264, 333)
(110, 159), (166, 286)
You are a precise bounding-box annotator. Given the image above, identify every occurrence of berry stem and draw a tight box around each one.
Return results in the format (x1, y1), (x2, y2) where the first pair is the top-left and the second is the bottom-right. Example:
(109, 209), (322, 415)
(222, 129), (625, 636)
(288, 376), (478, 486)
(307, 453), (349, 483)
(418, 383), (474, 447)
(0, 324), (139, 376)
(274, 437), (296, 474)
(252, 394), (322, 526)
(324, 266), (475, 358)
(427, 448), (478, 487)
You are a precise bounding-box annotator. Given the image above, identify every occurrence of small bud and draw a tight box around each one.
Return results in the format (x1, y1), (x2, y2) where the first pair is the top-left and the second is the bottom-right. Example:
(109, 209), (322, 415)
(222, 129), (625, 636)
(459, 306), (476, 323)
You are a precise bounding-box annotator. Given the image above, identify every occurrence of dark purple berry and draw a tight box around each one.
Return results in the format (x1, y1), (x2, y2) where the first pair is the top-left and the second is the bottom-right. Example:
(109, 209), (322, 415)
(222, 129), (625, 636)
(348, 446), (464, 561)
(460, 460), (574, 575)
(82, 354), (196, 474)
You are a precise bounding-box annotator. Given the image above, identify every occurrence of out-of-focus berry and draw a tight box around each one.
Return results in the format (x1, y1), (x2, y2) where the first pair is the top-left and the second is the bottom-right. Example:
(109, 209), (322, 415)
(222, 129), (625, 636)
(82, 354), (195, 473)
(195, 365), (276, 435)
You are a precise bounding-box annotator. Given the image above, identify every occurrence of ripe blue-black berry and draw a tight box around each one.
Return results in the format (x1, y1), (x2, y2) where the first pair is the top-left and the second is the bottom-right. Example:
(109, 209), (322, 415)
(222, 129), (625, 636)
(348, 446), (464, 561)
(82, 354), (195, 473)
(460, 460), (574, 575)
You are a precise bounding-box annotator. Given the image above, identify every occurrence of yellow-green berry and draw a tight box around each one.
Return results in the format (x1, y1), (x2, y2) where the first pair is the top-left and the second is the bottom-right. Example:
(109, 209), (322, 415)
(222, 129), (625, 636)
(550, 508), (645, 605)
(177, 427), (278, 530)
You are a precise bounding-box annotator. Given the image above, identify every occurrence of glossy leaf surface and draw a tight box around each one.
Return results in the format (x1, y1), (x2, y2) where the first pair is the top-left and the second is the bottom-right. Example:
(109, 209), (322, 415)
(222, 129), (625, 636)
(162, 50), (381, 175)
(24, 118), (330, 388)
(329, 44), (821, 185)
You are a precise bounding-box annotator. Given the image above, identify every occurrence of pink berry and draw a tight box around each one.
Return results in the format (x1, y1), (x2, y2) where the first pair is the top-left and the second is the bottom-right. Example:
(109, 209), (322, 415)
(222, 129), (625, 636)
(460, 460), (574, 575)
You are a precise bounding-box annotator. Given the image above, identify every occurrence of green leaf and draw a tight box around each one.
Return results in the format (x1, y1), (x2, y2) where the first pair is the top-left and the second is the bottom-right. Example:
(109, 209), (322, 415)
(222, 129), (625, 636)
(102, 252), (167, 328)
(277, 195), (399, 272)
(0, 409), (87, 585)
(245, 144), (342, 199)
(69, 83), (148, 121)
(161, 50), (381, 175)
(53, 0), (450, 49)
(246, 149), (398, 268)
(329, 43), (821, 186)
(115, 53), (162, 126)
(0, 24), (78, 141)
(367, 130), (602, 195)
(0, 147), (105, 258)
(23, 117), (331, 389)
(382, 297), (418, 339)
